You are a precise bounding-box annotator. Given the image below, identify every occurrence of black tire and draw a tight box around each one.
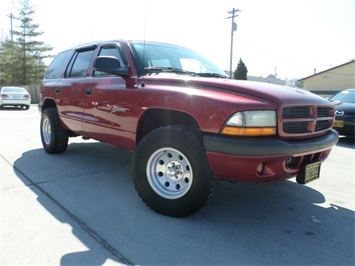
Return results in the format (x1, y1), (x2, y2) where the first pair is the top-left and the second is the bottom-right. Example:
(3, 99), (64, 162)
(132, 125), (217, 217)
(40, 108), (68, 154)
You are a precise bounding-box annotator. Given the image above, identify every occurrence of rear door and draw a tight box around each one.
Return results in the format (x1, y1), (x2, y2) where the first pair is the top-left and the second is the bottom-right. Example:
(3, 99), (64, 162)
(57, 46), (96, 133)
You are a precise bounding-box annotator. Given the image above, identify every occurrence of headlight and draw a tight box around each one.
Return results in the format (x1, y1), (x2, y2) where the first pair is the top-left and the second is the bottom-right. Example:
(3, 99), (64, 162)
(222, 110), (276, 136)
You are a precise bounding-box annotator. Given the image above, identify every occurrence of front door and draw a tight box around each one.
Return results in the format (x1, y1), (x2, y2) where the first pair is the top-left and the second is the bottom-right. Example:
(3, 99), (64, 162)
(82, 42), (137, 149)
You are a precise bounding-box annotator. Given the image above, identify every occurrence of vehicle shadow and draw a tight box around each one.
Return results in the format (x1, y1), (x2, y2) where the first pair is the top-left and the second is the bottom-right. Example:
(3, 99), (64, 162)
(13, 142), (355, 265)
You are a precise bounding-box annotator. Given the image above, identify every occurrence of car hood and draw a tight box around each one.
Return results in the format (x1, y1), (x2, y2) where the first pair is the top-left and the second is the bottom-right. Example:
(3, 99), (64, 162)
(332, 102), (355, 115)
(141, 75), (330, 106)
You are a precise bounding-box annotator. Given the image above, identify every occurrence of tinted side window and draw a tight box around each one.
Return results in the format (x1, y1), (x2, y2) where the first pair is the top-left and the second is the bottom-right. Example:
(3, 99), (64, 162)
(66, 50), (95, 78)
(45, 50), (72, 79)
(94, 45), (126, 77)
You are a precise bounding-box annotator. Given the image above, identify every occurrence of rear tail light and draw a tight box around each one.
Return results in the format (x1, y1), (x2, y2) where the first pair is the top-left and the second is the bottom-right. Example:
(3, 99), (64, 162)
(23, 95), (31, 99)
(1, 94), (9, 99)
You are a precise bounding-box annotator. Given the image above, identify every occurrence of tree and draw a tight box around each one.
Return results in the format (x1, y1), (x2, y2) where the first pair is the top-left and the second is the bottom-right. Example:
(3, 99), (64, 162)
(234, 58), (248, 80)
(0, 38), (22, 84)
(0, 0), (52, 85)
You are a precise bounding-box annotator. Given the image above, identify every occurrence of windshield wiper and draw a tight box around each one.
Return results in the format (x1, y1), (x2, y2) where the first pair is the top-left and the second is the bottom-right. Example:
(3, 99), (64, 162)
(331, 100), (343, 105)
(198, 72), (229, 79)
(144, 67), (229, 79)
(145, 67), (198, 76)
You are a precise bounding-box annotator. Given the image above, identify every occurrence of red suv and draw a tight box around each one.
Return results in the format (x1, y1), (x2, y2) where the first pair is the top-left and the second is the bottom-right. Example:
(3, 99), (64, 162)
(38, 40), (338, 217)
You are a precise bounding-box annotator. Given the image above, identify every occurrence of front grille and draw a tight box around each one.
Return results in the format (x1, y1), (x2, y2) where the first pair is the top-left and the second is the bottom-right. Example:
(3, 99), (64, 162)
(283, 106), (310, 118)
(315, 120), (331, 131)
(317, 106), (331, 117)
(283, 121), (309, 133)
(279, 105), (334, 138)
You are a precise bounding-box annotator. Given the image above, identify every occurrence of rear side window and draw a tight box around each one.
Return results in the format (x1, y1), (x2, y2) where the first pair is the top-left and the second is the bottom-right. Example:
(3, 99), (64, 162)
(65, 49), (95, 78)
(45, 50), (73, 79)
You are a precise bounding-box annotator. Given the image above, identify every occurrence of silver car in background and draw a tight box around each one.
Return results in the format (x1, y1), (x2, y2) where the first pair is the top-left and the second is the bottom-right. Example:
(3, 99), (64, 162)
(0, 87), (31, 110)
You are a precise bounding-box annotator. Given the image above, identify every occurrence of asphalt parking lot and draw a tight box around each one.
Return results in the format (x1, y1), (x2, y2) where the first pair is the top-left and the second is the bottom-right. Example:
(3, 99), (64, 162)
(1, 105), (354, 265)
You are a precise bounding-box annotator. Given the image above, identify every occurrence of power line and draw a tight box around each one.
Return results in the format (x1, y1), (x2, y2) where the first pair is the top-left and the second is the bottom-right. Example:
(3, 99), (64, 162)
(239, 37), (313, 71)
(240, 38), (355, 77)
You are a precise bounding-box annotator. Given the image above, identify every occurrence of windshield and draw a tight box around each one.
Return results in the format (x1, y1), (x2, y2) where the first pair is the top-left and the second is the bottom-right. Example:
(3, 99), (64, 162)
(329, 89), (355, 103)
(129, 41), (228, 78)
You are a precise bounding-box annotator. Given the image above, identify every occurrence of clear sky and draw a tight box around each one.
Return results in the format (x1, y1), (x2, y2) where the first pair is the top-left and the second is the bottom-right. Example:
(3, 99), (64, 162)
(1, 0), (354, 80)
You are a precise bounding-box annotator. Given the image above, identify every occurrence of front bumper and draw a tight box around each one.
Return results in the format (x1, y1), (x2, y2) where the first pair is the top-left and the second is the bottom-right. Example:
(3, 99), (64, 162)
(203, 130), (339, 183)
(333, 117), (355, 136)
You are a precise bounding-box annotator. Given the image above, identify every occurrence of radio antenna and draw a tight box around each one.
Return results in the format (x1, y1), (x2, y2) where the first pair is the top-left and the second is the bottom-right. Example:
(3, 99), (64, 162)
(141, 0), (147, 87)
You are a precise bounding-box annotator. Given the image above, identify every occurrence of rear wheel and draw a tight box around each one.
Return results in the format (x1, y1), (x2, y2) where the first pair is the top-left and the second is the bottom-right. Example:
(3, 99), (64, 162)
(40, 108), (68, 153)
(132, 125), (217, 217)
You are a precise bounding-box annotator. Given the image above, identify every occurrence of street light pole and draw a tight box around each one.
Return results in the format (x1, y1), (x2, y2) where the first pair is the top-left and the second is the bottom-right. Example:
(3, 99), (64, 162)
(227, 8), (240, 78)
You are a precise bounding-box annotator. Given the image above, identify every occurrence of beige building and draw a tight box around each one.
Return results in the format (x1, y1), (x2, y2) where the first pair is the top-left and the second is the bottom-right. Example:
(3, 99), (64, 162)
(299, 60), (355, 95)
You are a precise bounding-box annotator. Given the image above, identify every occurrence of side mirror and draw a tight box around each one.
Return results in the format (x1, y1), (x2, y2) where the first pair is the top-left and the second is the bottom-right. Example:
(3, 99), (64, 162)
(93, 56), (129, 76)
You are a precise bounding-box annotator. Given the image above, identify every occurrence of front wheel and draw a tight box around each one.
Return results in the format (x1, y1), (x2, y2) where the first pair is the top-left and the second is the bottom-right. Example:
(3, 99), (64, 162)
(40, 108), (68, 153)
(132, 126), (217, 217)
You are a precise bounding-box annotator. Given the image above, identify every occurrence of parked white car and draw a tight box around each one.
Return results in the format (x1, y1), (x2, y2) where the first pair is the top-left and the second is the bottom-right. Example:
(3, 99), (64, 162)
(0, 87), (31, 110)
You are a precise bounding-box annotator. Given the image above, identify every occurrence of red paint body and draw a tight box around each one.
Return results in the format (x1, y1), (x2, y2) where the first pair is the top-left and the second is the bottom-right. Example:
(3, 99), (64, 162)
(40, 40), (338, 184)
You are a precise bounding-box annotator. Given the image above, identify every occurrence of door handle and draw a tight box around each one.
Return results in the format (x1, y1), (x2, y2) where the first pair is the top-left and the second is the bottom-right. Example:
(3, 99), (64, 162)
(55, 87), (61, 93)
(86, 88), (92, 96)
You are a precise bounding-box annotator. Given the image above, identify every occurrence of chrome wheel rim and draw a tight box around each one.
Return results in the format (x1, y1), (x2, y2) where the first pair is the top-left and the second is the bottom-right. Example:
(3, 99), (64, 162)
(146, 147), (193, 199)
(42, 116), (52, 145)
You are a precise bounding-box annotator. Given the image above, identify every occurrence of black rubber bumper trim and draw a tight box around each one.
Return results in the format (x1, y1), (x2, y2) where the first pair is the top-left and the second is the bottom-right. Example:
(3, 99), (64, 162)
(37, 103), (43, 112)
(203, 129), (339, 156)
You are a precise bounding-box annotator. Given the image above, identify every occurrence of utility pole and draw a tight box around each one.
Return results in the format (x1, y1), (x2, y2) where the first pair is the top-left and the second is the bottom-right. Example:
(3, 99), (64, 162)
(226, 8), (240, 78)
(6, 13), (20, 41)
